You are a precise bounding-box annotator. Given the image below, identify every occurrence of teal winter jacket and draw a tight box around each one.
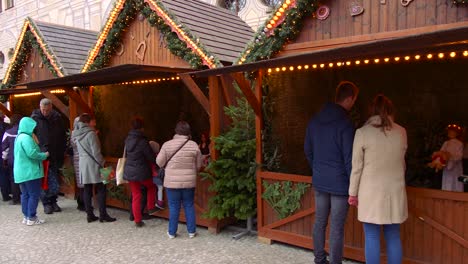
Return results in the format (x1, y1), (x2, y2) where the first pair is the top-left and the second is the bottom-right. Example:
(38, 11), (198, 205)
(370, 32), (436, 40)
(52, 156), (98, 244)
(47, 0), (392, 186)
(14, 117), (48, 184)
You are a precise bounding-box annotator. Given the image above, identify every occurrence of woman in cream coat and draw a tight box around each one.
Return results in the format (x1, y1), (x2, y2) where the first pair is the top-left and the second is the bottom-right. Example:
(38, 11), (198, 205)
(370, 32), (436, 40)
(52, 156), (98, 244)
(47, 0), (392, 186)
(348, 95), (407, 264)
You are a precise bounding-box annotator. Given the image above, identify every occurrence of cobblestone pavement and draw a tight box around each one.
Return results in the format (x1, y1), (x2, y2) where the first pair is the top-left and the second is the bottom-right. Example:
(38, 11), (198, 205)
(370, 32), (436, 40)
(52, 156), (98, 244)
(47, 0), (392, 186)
(0, 197), (360, 264)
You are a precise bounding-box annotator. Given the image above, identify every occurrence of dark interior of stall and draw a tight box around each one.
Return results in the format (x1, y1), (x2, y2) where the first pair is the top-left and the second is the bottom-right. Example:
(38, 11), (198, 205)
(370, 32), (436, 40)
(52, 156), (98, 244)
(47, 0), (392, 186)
(12, 93), (69, 126)
(93, 80), (210, 157)
(265, 57), (468, 190)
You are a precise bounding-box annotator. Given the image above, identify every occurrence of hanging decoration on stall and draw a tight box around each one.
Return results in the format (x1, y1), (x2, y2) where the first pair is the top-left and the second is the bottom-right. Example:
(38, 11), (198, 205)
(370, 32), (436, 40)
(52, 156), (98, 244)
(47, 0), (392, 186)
(349, 2), (364, 17)
(115, 43), (125, 56)
(135, 40), (147, 61)
(401, 0), (414, 6)
(1, 18), (63, 89)
(316, 5), (330, 20)
(380, 0), (386, 4)
(236, 0), (319, 65)
(82, 0), (221, 72)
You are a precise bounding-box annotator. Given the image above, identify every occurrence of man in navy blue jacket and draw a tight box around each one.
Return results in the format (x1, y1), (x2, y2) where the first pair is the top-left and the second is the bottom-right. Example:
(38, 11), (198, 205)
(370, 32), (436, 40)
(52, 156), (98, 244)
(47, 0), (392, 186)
(304, 81), (359, 264)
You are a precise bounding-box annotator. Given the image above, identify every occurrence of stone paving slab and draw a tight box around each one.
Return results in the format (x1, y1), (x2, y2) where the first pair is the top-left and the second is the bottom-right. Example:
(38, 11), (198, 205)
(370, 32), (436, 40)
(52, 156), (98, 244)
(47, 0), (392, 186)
(0, 197), (361, 264)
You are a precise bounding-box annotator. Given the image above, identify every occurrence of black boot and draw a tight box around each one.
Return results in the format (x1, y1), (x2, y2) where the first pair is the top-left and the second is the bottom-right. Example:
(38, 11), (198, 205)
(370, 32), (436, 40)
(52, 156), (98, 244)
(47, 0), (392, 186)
(44, 204), (54, 214)
(52, 203), (62, 212)
(99, 214), (116, 223)
(87, 214), (99, 223)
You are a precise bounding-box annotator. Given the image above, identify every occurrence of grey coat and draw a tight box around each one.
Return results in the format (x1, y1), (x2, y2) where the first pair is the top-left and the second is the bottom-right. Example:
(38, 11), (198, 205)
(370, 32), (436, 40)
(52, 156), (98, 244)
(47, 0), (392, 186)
(72, 122), (105, 184)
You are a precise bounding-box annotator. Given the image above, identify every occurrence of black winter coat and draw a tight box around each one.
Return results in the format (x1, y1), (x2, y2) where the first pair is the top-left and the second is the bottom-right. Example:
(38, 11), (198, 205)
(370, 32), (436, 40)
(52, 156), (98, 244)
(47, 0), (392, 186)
(123, 129), (155, 182)
(31, 109), (66, 165)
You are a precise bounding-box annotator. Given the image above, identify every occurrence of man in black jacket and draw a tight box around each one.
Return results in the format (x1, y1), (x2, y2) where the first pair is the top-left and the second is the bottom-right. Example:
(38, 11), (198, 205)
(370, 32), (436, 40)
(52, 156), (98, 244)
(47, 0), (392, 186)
(31, 98), (66, 214)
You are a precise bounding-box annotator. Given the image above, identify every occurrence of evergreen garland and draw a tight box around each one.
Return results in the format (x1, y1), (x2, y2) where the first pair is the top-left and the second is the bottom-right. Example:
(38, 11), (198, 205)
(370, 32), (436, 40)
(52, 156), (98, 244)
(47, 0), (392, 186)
(236, 0), (319, 64)
(87, 0), (220, 71)
(1, 30), (59, 90)
(202, 98), (257, 220)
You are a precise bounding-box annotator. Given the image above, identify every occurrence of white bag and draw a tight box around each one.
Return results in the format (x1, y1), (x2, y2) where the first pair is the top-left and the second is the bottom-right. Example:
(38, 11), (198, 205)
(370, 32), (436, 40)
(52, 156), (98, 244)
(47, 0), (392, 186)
(116, 147), (128, 185)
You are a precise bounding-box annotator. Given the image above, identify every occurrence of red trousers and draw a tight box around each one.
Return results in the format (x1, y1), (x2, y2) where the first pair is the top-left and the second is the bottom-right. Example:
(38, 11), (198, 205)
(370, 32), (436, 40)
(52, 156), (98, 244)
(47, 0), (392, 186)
(129, 178), (156, 223)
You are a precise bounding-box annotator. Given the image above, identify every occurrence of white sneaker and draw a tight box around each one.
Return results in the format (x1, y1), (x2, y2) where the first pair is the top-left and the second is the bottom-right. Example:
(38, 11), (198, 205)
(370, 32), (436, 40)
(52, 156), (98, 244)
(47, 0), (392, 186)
(188, 232), (196, 238)
(26, 218), (45, 226)
(22, 218), (27, 224)
(167, 232), (175, 239)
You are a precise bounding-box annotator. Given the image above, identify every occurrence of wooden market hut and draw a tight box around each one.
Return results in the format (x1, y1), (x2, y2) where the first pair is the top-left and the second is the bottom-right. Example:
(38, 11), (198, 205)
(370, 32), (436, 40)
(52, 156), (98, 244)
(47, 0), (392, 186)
(181, 0), (468, 262)
(0, 17), (96, 120)
(5, 0), (253, 233)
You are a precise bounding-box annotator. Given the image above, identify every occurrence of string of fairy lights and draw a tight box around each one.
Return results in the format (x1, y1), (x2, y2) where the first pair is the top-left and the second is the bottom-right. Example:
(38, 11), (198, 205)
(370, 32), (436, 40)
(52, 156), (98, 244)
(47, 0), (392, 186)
(266, 50), (468, 74)
(238, 0), (297, 65)
(119, 76), (180, 85)
(144, 0), (216, 68)
(82, 0), (217, 72)
(13, 89), (65, 98)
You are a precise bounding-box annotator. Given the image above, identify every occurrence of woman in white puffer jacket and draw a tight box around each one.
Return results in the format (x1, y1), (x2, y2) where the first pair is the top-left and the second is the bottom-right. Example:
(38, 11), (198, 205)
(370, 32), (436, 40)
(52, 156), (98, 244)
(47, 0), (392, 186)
(157, 121), (202, 239)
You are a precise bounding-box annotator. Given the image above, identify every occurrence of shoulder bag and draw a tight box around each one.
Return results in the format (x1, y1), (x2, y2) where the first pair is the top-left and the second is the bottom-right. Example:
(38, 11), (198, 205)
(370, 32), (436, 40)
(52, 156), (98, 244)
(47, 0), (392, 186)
(158, 139), (190, 184)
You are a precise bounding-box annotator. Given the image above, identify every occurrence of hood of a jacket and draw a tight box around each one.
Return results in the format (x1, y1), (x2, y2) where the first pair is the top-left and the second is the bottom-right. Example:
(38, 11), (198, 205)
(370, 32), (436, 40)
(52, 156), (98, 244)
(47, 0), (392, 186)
(72, 122), (94, 141)
(18, 117), (37, 136)
(315, 103), (349, 125)
(126, 129), (146, 152)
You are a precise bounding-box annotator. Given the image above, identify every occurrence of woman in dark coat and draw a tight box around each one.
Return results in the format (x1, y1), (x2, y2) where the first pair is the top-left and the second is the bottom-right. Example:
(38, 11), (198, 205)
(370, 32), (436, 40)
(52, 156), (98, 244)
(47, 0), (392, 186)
(123, 117), (157, 227)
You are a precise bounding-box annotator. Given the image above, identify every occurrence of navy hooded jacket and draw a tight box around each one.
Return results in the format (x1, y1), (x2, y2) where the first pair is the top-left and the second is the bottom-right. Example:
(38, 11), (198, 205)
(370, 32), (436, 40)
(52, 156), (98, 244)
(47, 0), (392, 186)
(304, 103), (355, 196)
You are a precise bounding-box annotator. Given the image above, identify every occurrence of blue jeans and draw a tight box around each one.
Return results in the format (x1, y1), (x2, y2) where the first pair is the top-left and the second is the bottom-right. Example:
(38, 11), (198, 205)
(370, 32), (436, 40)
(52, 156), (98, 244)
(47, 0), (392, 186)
(19, 178), (42, 220)
(41, 160), (60, 205)
(313, 190), (349, 264)
(166, 188), (196, 236)
(363, 223), (402, 264)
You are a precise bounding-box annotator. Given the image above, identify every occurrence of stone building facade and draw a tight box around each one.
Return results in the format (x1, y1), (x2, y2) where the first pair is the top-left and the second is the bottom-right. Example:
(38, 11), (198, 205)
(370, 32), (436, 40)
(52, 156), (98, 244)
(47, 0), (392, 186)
(0, 0), (270, 80)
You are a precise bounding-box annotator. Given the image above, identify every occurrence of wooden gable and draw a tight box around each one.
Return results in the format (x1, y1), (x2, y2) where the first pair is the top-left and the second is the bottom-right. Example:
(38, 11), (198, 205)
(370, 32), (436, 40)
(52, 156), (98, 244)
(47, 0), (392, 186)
(280, 0), (468, 57)
(17, 46), (56, 84)
(108, 16), (190, 68)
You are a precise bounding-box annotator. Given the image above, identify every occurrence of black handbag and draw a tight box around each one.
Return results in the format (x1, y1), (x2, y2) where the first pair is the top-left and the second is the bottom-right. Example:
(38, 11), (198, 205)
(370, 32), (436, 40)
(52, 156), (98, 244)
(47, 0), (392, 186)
(158, 139), (189, 183)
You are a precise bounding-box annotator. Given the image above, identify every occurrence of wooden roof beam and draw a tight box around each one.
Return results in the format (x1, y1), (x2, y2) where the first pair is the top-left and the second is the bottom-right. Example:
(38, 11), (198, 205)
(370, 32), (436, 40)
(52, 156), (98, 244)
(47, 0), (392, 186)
(230, 73), (261, 117)
(40, 90), (69, 119)
(64, 89), (93, 115)
(0, 103), (13, 117)
(180, 74), (210, 116)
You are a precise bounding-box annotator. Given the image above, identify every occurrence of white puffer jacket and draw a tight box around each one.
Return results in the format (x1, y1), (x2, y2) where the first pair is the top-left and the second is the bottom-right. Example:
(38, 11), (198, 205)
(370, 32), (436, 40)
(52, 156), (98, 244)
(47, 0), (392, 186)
(157, 134), (202, 189)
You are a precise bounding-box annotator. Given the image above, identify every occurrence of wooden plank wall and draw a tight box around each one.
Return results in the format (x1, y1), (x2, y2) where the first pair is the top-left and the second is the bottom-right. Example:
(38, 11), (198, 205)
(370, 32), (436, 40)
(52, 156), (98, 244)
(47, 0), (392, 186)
(281, 0), (468, 56)
(17, 46), (57, 84)
(258, 171), (468, 263)
(108, 16), (191, 69)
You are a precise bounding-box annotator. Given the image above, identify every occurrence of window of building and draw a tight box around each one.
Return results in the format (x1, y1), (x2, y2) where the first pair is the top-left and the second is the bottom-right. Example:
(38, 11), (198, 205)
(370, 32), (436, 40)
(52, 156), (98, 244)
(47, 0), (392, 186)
(6, 0), (14, 9)
(0, 0), (3, 13)
(218, 0), (246, 14)
(7, 48), (14, 59)
(0, 52), (4, 68)
(263, 0), (282, 8)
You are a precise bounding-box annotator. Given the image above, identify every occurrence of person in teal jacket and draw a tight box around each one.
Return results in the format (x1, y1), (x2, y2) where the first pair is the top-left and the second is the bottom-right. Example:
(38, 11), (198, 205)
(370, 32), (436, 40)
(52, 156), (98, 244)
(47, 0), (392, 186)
(14, 117), (49, 226)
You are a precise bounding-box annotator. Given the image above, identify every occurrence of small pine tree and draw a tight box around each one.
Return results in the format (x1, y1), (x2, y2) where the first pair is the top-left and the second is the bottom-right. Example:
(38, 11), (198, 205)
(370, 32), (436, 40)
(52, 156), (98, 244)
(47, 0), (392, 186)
(202, 98), (257, 220)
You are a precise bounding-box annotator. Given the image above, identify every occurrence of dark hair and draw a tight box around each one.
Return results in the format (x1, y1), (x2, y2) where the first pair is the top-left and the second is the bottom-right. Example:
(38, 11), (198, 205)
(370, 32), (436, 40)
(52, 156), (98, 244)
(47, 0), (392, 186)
(335, 81), (359, 103)
(131, 117), (144, 130)
(10, 114), (22, 126)
(369, 94), (394, 133)
(79, 113), (92, 124)
(175, 121), (191, 136)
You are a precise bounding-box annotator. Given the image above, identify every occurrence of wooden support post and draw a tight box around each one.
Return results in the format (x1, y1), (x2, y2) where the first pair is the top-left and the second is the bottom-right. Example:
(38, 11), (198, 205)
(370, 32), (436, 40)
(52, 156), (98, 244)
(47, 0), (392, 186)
(0, 103), (13, 117)
(65, 89), (93, 115)
(255, 70), (264, 231)
(209, 76), (221, 160)
(41, 90), (69, 119)
(180, 74), (210, 116)
(231, 73), (261, 116)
